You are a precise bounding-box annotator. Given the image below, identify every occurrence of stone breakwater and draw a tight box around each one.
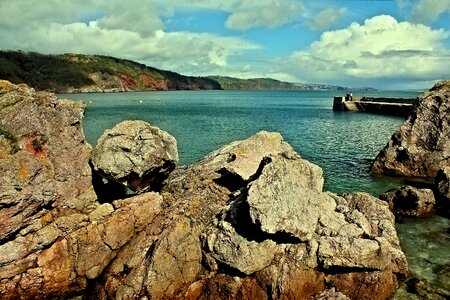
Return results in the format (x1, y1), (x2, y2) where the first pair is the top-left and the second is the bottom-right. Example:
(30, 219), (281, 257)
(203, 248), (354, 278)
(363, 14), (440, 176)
(0, 80), (408, 299)
(332, 96), (416, 117)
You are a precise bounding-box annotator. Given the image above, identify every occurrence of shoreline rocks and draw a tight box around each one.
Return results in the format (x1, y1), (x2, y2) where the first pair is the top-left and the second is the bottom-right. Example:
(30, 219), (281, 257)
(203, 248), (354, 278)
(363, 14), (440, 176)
(0, 81), (409, 299)
(371, 80), (450, 179)
(380, 185), (435, 217)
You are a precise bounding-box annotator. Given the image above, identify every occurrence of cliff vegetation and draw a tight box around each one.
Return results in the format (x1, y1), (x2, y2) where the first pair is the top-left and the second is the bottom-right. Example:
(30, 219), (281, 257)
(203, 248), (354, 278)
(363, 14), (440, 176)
(0, 50), (362, 93)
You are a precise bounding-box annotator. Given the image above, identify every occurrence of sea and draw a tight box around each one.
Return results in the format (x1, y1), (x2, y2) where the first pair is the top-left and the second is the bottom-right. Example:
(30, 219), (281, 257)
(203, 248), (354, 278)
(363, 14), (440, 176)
(61, 89), (449, 295)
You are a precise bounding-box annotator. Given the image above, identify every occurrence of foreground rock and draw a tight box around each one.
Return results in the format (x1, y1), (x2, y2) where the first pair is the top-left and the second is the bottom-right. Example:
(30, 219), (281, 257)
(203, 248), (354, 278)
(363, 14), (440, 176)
(435, 167), (450, 217)
(91, 120), (178, 192)
(0, 80), (96, 244)
(0, 82), (408, 299)
(380, 185), (435, 217)
(371, 80), (450, 178)
(95, 131), (407, 300)
(0, 81), (97, 296)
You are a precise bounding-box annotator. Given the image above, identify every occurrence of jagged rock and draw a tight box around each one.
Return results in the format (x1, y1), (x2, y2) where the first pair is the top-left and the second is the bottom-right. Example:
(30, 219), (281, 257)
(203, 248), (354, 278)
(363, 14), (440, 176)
(0, 192), (162, 298)
(246, 154), (329, 241)
(380, 185), (435, 217)
(0, 81), (97, 298)
(371, 80), (450, 178)
(91, 120), (178, 192)
(0, 80), (96, 244)
(436, 167), (450, 217)
(204, 220), (278, 275)
(96, 131), (407, 299)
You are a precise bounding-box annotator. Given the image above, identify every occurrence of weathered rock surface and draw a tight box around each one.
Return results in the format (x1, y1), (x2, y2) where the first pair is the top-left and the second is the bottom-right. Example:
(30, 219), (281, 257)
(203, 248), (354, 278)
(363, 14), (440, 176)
(141, 131), (406, 300)
(312, 288), (350, 300)
(436, 167), (450, 217)
(0, 83), (408, 300)
(0, 80), (97, 297)
(91, 120), (178, 192)
(0, 80), (96, 244)
(371, 80), (450, 178)
(380, 185), (435, 217)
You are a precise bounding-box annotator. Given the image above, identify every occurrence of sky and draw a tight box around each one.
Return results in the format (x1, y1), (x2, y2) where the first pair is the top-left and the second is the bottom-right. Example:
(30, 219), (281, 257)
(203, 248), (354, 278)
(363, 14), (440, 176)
(0, 0), (449, 90)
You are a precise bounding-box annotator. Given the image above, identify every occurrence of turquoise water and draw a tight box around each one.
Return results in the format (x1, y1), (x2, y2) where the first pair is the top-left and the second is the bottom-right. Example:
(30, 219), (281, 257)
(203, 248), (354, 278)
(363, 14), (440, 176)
(62, 89), (419, 195)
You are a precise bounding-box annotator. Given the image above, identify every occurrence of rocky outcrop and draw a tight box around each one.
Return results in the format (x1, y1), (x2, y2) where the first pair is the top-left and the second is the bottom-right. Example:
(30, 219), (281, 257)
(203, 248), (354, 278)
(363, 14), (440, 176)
(125, 131), (406, 300)
(0, 82), (408, 299)
(435, 167), (450, 217)
(0, 80), (97, 297)
(380, 186), (435, 217)
(0, 80), (97, 243)
(371, 80), (450, 178)
(91, 120), (178, 192)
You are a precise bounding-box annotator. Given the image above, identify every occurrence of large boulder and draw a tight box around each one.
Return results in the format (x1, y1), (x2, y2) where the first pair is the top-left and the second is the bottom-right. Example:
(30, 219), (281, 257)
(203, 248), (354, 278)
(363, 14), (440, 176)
(91, 120), (178, 192)
(380, 185), (435, 217)
(435, 167), (450, 217)
(371, 80), (450, 178)
(97, 131), (408, 300)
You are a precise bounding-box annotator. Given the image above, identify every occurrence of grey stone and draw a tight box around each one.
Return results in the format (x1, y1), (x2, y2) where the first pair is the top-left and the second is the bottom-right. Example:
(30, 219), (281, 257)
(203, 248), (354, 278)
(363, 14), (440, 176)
(204, 221), (277, 275)
(91, 120), (178, 192)
(371, 80), (450, 178)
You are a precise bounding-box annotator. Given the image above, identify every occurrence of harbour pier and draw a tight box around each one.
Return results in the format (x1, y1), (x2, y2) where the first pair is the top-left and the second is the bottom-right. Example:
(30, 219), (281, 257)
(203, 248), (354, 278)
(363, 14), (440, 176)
(333, 95), (417, 117)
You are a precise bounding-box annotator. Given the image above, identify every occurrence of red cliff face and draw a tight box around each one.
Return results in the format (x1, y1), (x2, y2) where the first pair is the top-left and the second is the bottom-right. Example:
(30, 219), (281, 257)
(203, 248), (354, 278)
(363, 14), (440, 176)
(118, 74), (137, 88)
(140, 75), (168, 90)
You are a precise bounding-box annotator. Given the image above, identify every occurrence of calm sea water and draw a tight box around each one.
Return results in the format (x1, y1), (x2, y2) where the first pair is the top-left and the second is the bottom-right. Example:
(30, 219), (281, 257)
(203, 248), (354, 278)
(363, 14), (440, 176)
(63, 89), (419, 195)
(62, 89), (449, 295)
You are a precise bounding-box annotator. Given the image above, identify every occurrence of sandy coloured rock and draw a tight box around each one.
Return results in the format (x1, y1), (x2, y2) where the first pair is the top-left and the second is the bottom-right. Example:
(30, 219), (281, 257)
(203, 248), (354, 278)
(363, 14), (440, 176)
(371, 80), (450, 178)
(91, 120), (178, 192)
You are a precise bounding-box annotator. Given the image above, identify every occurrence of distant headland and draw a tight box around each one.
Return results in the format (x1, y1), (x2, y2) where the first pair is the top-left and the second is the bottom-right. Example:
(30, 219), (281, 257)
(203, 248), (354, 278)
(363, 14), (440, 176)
(0, 50), (377, 93)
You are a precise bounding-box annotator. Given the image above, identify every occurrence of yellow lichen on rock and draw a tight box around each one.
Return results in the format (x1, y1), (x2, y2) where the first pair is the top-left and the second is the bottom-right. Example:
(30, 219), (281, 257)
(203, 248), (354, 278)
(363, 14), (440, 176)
(0, 80), (13, 94)
(18, 161), (29, 181)
(0, 137), (10, 159)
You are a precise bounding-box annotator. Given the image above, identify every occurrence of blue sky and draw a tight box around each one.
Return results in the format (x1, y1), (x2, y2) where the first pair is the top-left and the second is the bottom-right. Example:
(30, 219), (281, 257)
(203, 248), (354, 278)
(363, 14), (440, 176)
(0, 0), (449, 89)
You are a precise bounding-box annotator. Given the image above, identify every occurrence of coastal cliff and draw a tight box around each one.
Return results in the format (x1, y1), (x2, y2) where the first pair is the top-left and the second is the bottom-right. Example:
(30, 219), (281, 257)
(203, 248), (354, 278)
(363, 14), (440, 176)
(0, 51), (357, 93)
(0, 81), (407, 299)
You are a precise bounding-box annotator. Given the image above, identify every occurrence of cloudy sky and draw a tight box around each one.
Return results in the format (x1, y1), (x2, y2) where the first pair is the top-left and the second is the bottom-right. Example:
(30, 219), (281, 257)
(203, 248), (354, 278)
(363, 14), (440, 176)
(1, 0), (449, 89)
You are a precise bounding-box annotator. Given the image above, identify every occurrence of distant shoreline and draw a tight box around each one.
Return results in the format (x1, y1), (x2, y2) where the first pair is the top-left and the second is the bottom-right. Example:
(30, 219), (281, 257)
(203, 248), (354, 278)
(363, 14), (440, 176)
(0, 50), (378, 94)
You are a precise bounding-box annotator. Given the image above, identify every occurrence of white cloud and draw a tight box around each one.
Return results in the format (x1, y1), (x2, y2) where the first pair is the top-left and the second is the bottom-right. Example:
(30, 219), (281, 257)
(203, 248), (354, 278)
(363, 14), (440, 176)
(408, 0), (450, 23)
(224, 0), (304, 30)
(163, 0), (304, 30)
(0, 0), (260, 76)
(284, 15), (450, 88)
(95, 3), (163, 37)
(308, 7), (347, 30)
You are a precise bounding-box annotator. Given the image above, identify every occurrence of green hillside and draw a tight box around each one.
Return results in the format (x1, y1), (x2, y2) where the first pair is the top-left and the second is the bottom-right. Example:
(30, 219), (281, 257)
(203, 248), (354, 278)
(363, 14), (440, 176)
(0, 51), (220, 92)
(0, 50), (358, 93)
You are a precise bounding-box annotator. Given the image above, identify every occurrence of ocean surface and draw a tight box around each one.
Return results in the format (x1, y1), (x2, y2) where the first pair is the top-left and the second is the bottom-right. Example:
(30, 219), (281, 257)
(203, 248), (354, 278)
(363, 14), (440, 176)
(62, 89), (449, 294)
(64, 89), (420, 195)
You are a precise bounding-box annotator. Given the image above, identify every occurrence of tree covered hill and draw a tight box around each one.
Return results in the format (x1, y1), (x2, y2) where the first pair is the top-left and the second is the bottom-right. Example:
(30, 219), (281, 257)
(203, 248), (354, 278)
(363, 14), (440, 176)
(0, 51), (358, 93)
